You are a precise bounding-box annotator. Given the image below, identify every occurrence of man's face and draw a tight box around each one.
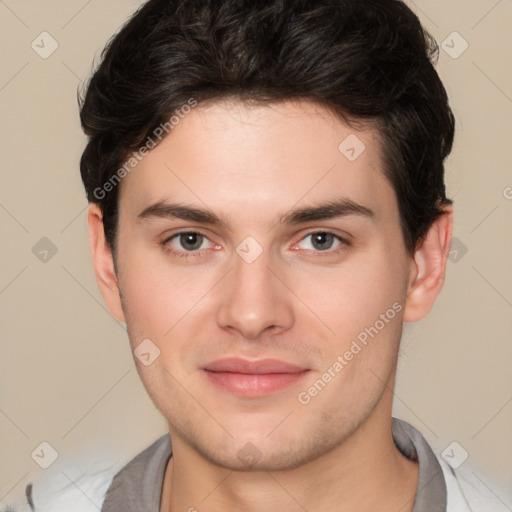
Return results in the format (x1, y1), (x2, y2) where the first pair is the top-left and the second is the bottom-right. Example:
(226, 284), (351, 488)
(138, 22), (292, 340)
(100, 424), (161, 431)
(114, 99), (415, 470)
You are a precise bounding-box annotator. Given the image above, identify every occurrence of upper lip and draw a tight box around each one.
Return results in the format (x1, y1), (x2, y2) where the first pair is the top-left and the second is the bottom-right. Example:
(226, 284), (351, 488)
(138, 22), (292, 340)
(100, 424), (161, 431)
(202, 358), (308, 374)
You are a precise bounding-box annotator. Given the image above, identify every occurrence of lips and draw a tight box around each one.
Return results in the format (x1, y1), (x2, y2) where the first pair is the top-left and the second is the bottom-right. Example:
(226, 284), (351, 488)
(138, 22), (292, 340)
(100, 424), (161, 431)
(202, 357), (307, 374)
(201, 357), (310, 396)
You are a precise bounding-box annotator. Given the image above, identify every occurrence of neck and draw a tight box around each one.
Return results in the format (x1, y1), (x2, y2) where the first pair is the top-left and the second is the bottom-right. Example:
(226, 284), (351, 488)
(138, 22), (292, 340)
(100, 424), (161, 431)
(160, 390), (419, 512)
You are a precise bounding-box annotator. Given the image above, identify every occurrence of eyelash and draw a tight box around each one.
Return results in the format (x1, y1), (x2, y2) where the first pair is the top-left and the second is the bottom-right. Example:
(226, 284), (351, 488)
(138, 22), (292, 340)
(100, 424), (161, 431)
(161, 230), (351, 260)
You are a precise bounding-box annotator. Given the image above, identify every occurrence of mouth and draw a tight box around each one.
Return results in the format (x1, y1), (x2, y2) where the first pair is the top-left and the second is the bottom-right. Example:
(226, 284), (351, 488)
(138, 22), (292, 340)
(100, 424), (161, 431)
(201, 357), (311, 397)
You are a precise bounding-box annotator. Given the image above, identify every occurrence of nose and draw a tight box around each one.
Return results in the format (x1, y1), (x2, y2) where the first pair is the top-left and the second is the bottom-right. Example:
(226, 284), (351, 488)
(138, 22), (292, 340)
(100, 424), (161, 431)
(215, 249), (295, 340)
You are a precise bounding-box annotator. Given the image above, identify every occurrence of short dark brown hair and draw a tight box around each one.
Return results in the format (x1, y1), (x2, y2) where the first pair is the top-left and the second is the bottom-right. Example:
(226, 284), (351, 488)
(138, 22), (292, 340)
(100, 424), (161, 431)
(79, 0), (454, 256)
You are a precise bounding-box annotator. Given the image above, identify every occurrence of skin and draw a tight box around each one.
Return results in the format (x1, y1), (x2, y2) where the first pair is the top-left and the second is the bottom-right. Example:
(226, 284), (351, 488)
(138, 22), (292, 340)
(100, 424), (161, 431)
(88, 98), (453, 512)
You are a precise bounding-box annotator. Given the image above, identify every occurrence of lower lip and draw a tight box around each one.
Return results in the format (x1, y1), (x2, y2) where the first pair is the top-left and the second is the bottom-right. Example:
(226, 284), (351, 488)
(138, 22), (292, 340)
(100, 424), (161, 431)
(202, 369), (310, 397)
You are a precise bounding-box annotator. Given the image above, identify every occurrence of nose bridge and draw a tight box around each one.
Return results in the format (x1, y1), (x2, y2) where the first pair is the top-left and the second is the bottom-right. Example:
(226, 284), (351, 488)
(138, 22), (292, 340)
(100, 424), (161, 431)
(215, 244), (294, 339)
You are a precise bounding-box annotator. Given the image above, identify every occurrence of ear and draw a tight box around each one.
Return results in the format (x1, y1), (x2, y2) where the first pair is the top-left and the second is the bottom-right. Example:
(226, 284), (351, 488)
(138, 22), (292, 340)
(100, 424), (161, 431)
(403, 205), (453, 323)
(87, 204), (126, 323)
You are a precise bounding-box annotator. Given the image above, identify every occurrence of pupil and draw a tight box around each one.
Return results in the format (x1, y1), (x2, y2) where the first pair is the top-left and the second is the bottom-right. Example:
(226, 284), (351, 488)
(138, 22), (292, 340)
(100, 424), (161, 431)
(312, 233), (333, 250)
(181, 233), (202, 250)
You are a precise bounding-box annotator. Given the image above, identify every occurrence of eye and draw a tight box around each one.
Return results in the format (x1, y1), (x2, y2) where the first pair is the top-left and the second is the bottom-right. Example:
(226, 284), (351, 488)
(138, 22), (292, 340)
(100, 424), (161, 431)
(295, 232), (345, 252)
(166, 232), (215, 253)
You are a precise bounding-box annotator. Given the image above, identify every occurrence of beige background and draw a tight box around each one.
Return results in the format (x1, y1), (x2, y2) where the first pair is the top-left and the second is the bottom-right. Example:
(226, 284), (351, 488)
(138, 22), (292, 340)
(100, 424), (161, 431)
(1, 0), (511, 508)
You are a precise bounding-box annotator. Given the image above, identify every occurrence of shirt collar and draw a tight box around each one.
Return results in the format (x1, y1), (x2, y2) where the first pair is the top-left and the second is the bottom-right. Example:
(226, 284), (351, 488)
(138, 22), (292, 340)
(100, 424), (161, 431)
(392, 417), (447, 511)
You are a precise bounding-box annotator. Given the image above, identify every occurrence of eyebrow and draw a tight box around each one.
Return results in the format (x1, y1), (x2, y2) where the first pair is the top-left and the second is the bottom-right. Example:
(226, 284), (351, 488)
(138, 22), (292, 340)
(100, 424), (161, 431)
(136, 198), (375, 228)
(281, 199), (374, 225)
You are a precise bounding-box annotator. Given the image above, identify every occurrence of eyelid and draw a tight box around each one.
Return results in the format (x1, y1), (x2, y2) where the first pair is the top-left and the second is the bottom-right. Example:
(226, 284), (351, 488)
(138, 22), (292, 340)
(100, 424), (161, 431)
(309, 226), (352, 240)
(162, 228), (216, 244)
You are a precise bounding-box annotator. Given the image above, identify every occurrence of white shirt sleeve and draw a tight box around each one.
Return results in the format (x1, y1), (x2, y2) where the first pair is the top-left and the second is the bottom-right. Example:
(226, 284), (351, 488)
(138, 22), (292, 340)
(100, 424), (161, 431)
(0, 466), (118, 512)
(438, 457), (511, 512)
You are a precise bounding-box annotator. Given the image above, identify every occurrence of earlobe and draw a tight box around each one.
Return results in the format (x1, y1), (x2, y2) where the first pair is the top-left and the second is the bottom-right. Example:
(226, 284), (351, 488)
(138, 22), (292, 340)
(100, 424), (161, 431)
(403, 205), (453, 323)
(87, 204), (126, 323)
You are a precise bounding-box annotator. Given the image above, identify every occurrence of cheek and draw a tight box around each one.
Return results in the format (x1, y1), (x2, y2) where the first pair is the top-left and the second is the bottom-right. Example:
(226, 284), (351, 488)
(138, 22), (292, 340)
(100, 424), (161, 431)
(297, 261), (405, 415)
(294, 251), (407, 336)
(117, 249), (183, 343)
(294, 251), (408, 393)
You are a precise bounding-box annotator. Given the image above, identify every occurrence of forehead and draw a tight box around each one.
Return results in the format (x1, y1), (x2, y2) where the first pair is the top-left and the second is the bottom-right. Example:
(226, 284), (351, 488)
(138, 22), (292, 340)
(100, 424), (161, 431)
(118, 99), (397, 223)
